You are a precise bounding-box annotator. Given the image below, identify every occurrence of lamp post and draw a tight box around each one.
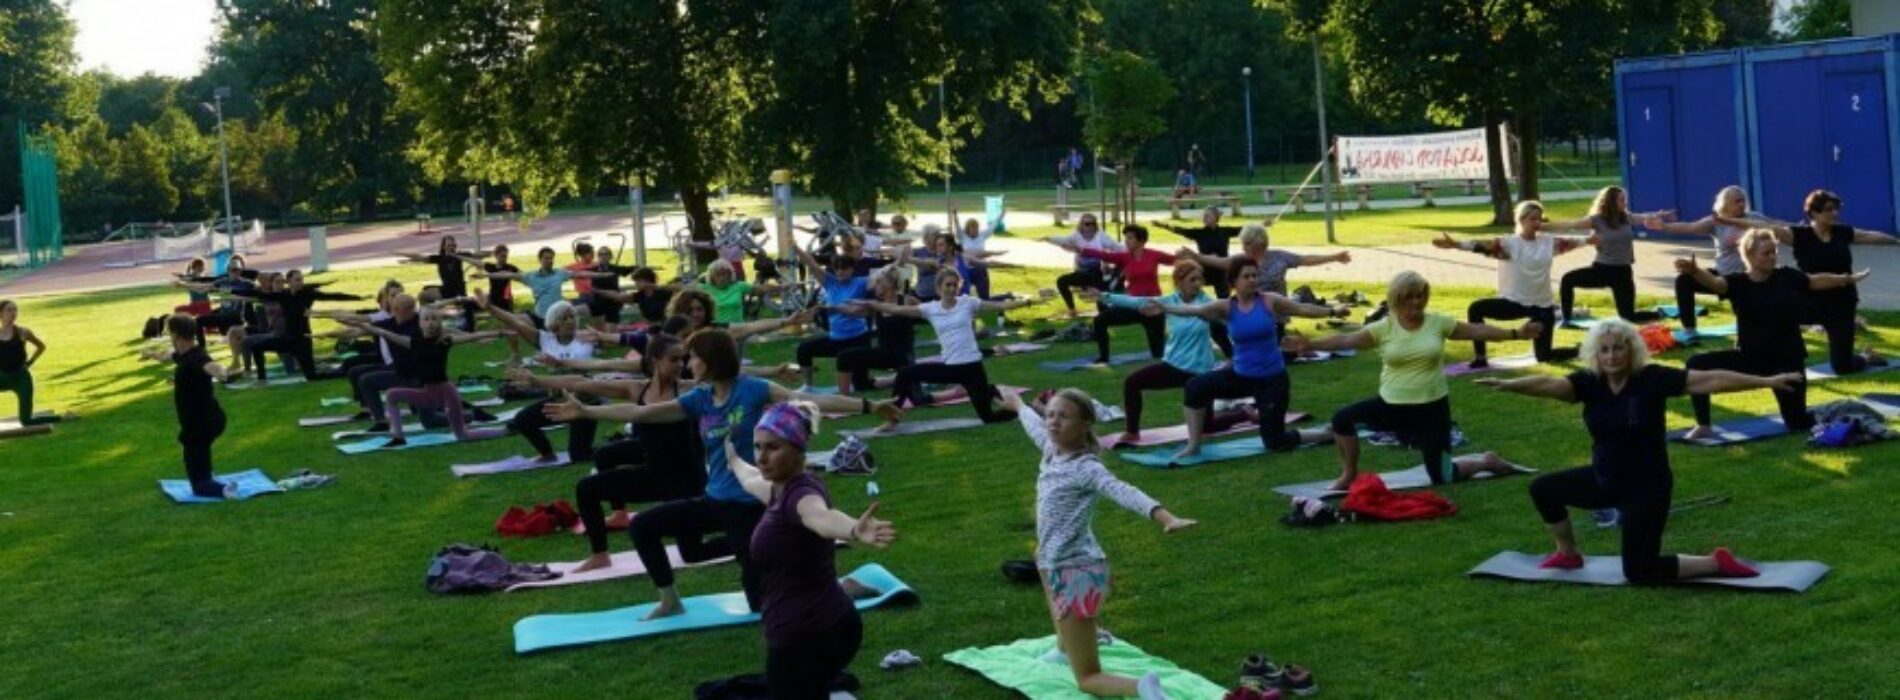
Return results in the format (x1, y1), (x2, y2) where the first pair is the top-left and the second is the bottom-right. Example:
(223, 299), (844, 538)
(1242, 67), (1255, 183)
(941, 79), (952, 227)
(203, 87), (236, 253)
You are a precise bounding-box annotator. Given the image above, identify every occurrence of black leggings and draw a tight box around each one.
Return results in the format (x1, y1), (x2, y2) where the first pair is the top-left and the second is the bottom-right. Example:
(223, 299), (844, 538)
(1330, 395), (1454, 483)
(1804, 303), (1867, 374)
(630, 497), (766, 609)
(0, 368), (59, 426)
(1092, 307), (1165, 363)
(797, 333), (873, 372)
(1685, 350), (1811, 430)
(1056, 267), (1108, 312)
(890, 360), (1015, 424)
(576, 437), (706, 554)
(1183, 368), (1297, 450)
(1122, 362), (1194, 430)
(180, 413), (228, 498)
(837, 346), (911, 393)
(509, 396), (598, 461)
(1530, 467), (1677, 584)
(1467, 298), (1572, 362)
(246, 333), (318, 381)
(1673, 268), (1725, 330)
(1560, 263), (1643, 321)
(767, 611), (864, 700)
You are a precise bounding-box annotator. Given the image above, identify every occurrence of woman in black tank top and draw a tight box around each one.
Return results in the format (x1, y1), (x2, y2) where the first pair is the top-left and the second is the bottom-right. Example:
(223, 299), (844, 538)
(0, 300), (63, 428)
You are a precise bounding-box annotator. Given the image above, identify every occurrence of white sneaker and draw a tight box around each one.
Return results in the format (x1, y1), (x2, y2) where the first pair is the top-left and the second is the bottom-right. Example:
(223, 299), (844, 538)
(1137, 671), (1169, 700)
(1039, 648), (1069, 666)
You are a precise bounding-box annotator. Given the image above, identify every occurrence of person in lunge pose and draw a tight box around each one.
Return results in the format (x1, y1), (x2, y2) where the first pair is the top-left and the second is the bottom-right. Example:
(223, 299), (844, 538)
(1432, 200), (1586, 366)
(1541, 186), (1669, 324)
(1008, 388), (1190, 700)
(140, 314), (235, 499)
(0, 300), (65, 427)
(1285, 271), (1535, 491)
(852, 268), (1040, 431)
(1477, 319), (1792, 581)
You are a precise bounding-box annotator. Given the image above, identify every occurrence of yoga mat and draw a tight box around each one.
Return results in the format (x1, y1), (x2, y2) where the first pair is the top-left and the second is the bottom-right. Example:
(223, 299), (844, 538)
(1805, 360), (1900, 380)
(1098, 412), (1309, 450)
(843, 417), (986, 439)
(1444, 354), (1537, 378)
(512, 562), (917, 653)
(1560, 318), (1605, 330)
(0, 424), (54, 439)
(1656, 304), (1707, 320)
(917, 343), (1050, 364)
(1672, 324), (1737, 344)
(451, 452), (574, 478)
(319, 396), (353, 408)
(1291, 348), (1358, 363)
(471, 397), (506, 408)
(1271, 462), (1536, 499)
(822, 385), (1031, 419)
(1037, 351), (1152, 372)
(224, 377), (307, 390)
(1468, 551), (1829, 592)
(0, 411), (60, 429)
(505, 547), (736, 592)
(299, 414), (358, 428)
(944, 635), (1227, 700)
(331, 407), (525, 441)
(159, 469), (284, 504)
(1669, 415), (1791, 446)
(1120, 435), (1322, 468)
(335, 431), (509, 454)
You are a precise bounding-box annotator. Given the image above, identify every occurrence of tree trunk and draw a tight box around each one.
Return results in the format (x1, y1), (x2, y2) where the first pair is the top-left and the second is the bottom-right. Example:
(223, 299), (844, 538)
(1516, 113), (1541, 202)
(680, 184), (716, 265)
(357, 193), (379, 221)
(1483, 108), (1513, 226)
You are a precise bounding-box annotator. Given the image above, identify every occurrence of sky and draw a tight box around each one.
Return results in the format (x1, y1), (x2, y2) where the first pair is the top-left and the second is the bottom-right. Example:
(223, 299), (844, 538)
(70, 0), (219, 79)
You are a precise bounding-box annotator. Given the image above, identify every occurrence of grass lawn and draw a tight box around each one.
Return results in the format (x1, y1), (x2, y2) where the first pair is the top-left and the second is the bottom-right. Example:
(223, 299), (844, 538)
(1, 259), (1895, 698)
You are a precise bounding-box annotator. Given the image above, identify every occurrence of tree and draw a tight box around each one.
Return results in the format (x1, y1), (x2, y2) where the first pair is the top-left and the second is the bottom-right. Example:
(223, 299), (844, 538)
(1778, 0), (1852, 42)
(217, 0), (422, 219)
(1711, 0), (1775, 47)
(1081, 51), (1175, 167)
(113, 125), (180, 221)
(96, 73), (182, 137)
(755, 0), (1087, 214)
(0, 0), (77, 206)
(381, 0), (767, 246)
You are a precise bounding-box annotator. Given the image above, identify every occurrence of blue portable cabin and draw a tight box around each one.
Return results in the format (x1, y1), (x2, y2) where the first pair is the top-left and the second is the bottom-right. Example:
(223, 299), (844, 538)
(1614, 49), (1752, 239)
(1744, 35), (1900, 232)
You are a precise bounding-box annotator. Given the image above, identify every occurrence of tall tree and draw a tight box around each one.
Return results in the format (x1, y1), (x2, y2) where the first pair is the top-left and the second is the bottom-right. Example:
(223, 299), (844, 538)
(0, 0), (77, 207)
(1778, 0), (1852, 41)
(381, 0), (767, 244)
(1081, 49), (1175, 211)
(755, 0), (1086, 214)
(113, 125), (180, 221)
(216, 0), (421, 219)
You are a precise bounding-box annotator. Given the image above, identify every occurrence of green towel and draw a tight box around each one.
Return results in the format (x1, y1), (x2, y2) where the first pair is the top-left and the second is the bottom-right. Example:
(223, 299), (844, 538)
(944, 635), (1226, 699)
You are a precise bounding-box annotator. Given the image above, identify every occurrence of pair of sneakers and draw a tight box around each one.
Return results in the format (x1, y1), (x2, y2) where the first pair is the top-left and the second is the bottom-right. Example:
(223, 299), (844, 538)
(1238, 654), (1317, 697)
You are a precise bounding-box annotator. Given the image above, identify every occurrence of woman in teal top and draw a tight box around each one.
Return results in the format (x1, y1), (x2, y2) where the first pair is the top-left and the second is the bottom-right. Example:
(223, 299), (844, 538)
(1289, 271), (1535, 492)
(1097, 260), (1249, 448)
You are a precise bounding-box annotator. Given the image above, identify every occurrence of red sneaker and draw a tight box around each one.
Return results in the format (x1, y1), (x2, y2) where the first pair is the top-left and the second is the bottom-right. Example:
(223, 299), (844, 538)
(1539, 551), (1585, 570)
(1712, 548), (1760, 578)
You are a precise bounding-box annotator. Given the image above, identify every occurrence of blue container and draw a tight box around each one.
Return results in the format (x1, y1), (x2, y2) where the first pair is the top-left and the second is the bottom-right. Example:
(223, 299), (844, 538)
(1614, 50), (1751, 233)
(1744, 35), (1899, 232)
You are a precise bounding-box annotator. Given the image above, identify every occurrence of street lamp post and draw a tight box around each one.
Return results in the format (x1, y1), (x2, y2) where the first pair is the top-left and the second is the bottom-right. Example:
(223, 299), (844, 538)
(1242, 67), (1255, 183)
(207, 87), (236, 254)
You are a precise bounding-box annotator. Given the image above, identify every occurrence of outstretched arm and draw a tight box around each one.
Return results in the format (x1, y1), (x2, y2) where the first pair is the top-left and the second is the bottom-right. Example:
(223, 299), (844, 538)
(1283, 328), (1375, 354)
(978, 296), (1039, 314)
(1853, 228), (1900, 245)
(1712, 215), (1793, 244)
(766, 382), (905, 422)
(473, 293), (538, 342)
(1269, 294), (1349, 320)
(340, 318), (414, 348)
(1296, 251), (1351, 267)
(850, 299), (924, 319)
(1808, 270), (1871, 291)
(730, 308), (818, 342)
(1473, 375), (1577, 402)
(1431, 232), (1505, 259)
(1156, 298), (1227, 321)
(1449, 320), (1541, 343)
(1685, 369), (1802, 395)
(545, 391), (687, 423)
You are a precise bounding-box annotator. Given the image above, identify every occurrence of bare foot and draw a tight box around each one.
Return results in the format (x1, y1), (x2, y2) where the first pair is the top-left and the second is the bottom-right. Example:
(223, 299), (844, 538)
(840, 577), (882, 600)
(1476, 451), (1518, 475)
(874, 420), (900, 433)
(1682, 425), (1716, 442)
(642, 599), (685, 621)
(1171, 443), (1201, 462)
(603, 511), (632, 530)
(1113, 432), (1141, 447)
(571, 553), (613, 573)
(1327, 474), (1356, 492)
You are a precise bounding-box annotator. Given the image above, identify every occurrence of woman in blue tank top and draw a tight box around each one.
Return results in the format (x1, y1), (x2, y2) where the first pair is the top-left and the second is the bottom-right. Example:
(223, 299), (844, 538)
(1150, 261), (1345, 462)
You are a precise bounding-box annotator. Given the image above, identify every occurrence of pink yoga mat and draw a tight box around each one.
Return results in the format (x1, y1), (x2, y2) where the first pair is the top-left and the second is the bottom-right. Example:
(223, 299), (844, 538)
(1099, 411), (1310, 449)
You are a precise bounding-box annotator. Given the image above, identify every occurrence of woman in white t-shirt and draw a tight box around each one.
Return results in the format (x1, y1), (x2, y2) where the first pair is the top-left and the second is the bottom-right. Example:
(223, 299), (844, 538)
(1432, 200), (1588, 367)
(851, 268), (1041, 430)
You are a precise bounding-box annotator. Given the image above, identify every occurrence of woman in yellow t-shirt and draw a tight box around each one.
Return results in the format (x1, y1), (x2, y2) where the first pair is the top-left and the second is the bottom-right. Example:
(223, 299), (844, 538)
(1287, 271), (1536, 492)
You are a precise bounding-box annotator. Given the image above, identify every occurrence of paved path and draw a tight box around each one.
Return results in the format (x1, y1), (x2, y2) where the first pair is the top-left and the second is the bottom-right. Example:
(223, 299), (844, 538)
(6, 198), (1899, 310)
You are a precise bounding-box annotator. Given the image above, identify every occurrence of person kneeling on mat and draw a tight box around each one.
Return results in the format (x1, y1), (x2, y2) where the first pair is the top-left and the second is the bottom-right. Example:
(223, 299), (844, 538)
(139, 314), (235, 499)
(1007, 388), (1191, 700)
(1476, 319), (1788, 581)
(1284, 271), (1533, 491)
(724, 402), (896, 700)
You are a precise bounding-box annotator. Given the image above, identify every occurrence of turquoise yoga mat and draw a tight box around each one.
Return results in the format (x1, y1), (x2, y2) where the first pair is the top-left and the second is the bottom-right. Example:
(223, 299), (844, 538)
(158, 469), (283, 504)
(1672, 324), (1736, 344)
(1655, 305), (1706, 320)
(944, 635), (1227, 700)
(1120, 435), (1321, 468)
(512, 562), (918, 654)
(334, 432), (464, 454)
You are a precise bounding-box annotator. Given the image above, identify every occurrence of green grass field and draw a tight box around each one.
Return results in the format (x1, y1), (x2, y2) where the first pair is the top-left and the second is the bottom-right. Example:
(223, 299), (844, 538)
(1, 255), (1895, 698)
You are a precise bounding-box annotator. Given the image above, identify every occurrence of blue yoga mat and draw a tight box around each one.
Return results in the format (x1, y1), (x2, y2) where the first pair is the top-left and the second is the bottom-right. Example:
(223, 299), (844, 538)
(1038, 352), (1152, 372)
(1119, 435), (1320, 468)
(1669, 415), (1789, 446)
(334, 432), (463, 454)
(1672, 324), (1737, 344)
(1656, 305), (1705, 320)
(159, 469), (283, 503)
(512, 562), (918, 654)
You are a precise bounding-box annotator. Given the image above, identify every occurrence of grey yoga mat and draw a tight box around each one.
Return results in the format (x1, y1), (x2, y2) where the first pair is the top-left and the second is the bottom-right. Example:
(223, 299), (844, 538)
(1271, 463), (1536, 499)
(842, 417), (985, 438)
(1468, 551), (1829, 592)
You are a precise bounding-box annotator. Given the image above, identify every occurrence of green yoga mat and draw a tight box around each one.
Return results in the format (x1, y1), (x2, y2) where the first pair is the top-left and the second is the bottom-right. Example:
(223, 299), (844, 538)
(944, 635), (1226, 699)
(512, 562), (917, 654)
